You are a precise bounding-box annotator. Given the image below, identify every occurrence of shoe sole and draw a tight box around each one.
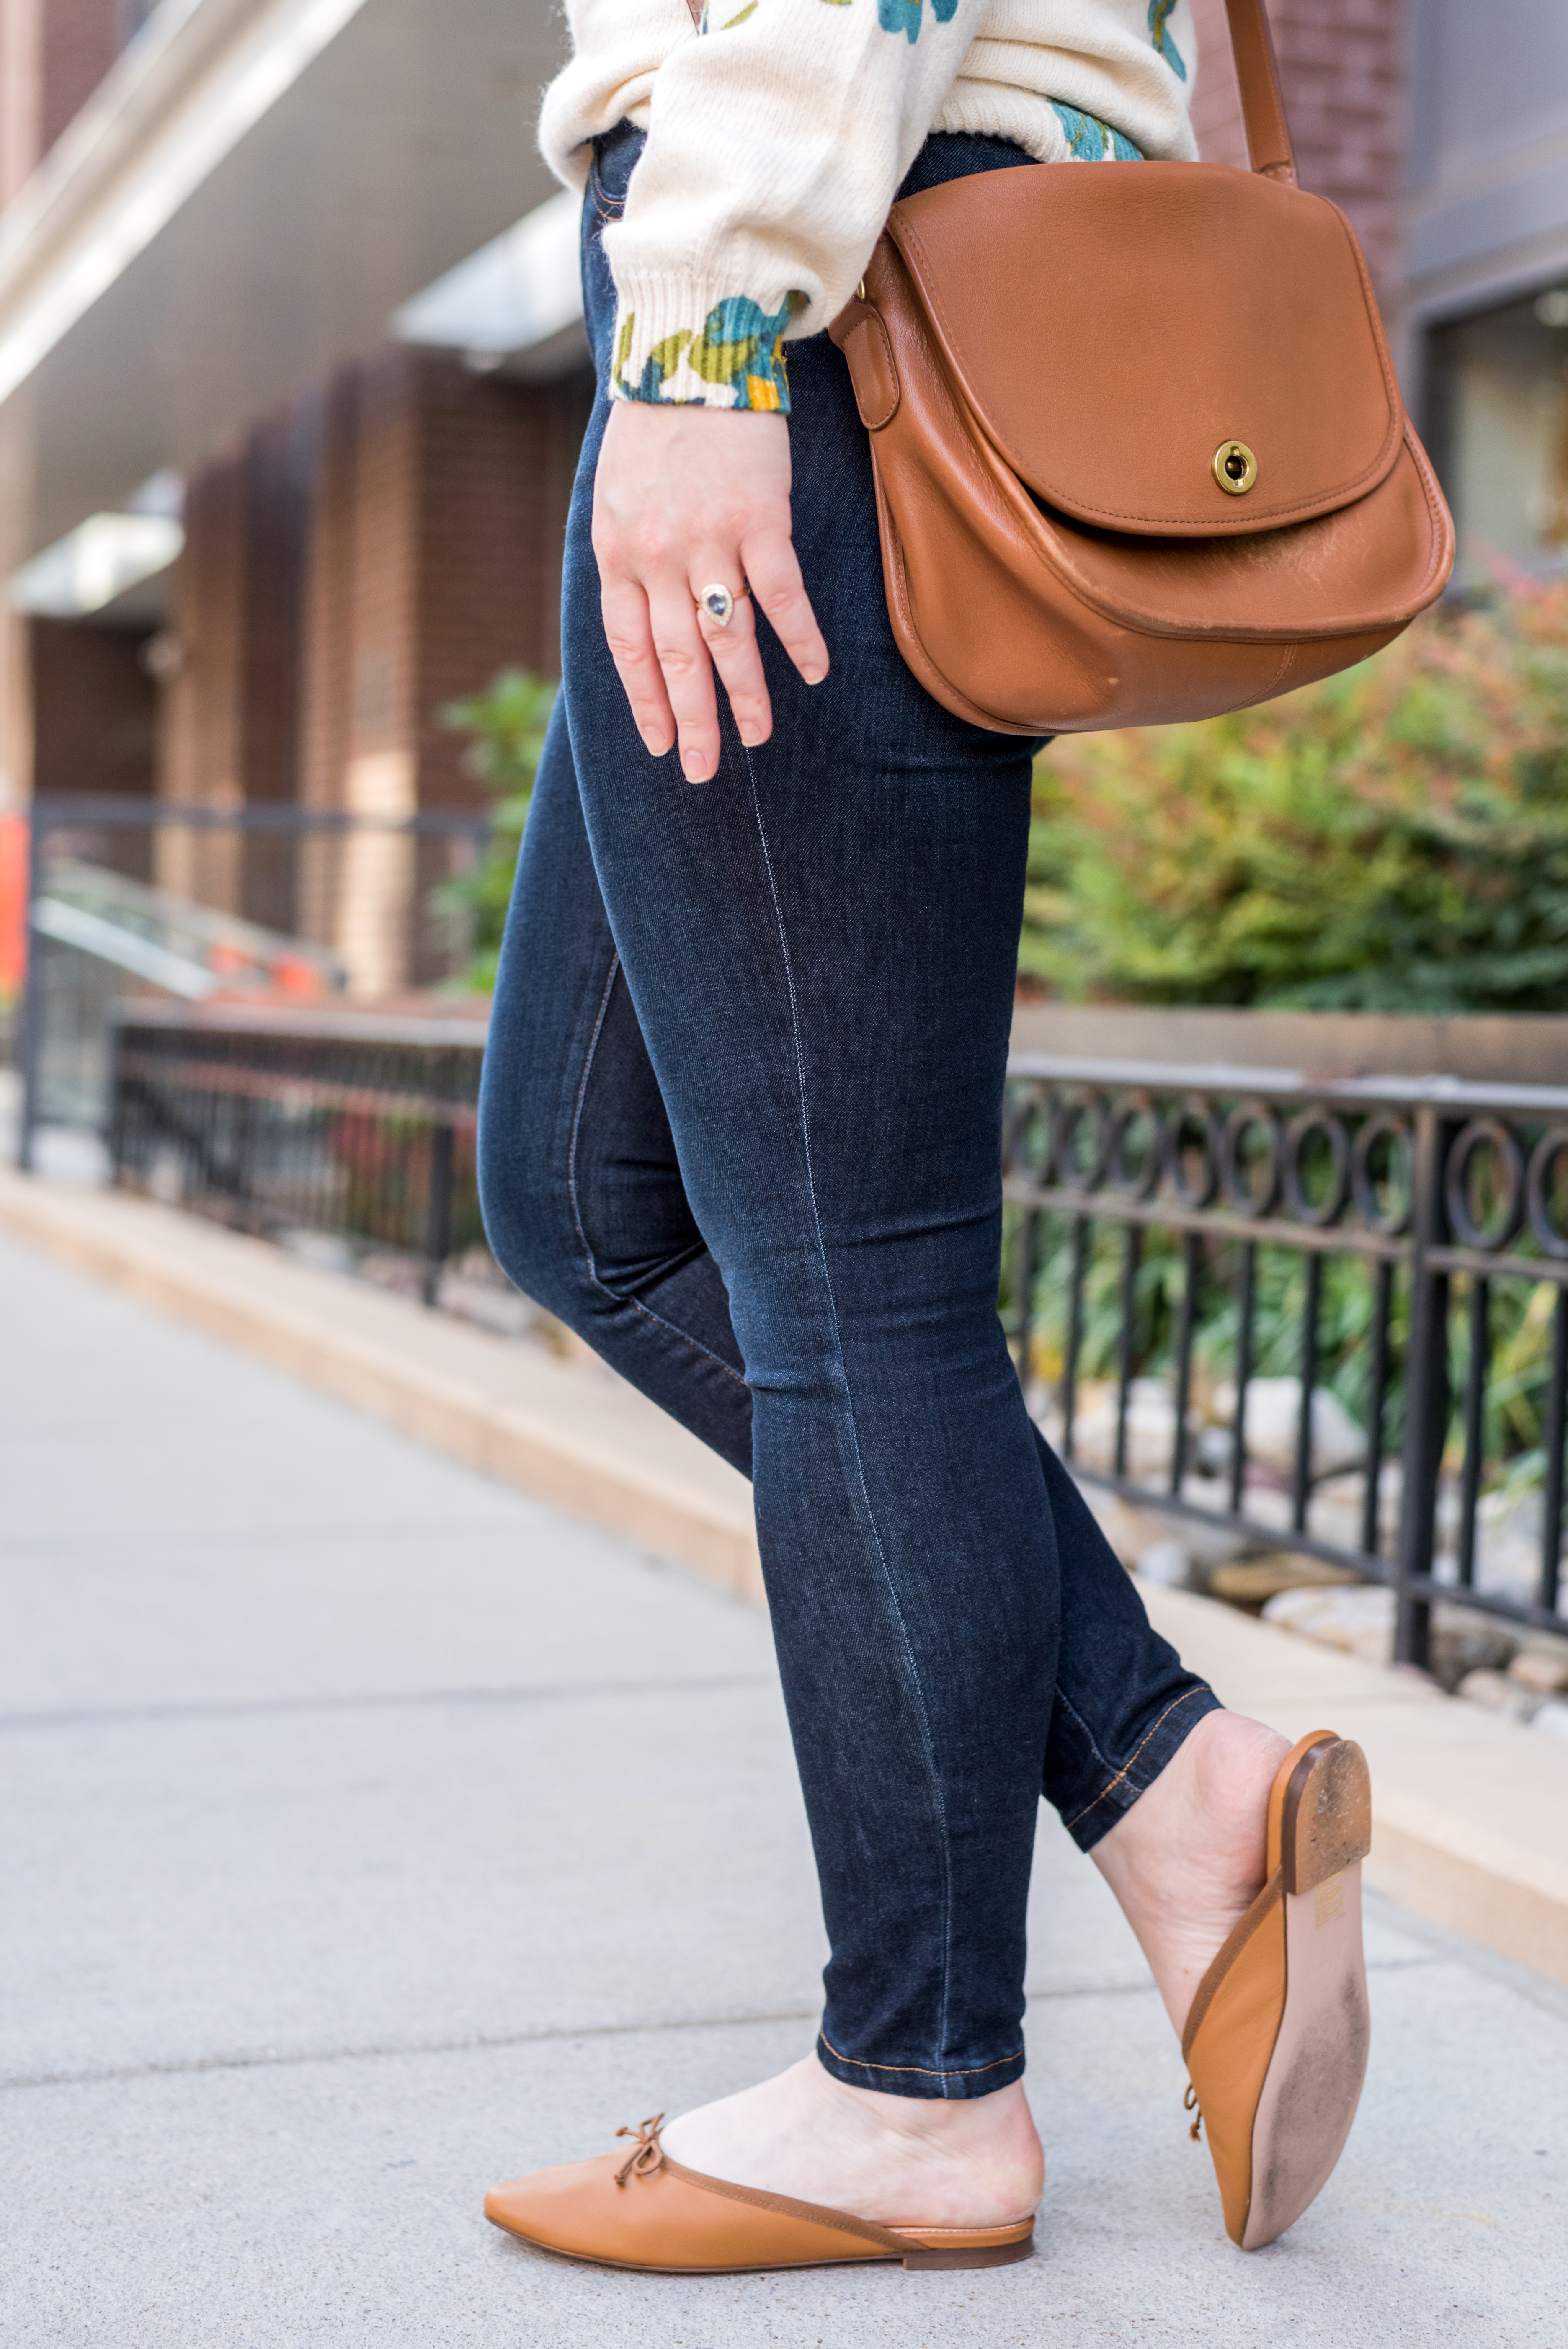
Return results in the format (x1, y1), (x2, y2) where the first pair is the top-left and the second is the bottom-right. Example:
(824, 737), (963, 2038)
(486, 2209), (1034, 2273)
(1240, 1736), (1372, 2250)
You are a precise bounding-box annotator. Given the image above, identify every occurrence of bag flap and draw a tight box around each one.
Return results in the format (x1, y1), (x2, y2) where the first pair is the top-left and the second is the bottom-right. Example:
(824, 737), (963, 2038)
(885, 164), (1402, 539)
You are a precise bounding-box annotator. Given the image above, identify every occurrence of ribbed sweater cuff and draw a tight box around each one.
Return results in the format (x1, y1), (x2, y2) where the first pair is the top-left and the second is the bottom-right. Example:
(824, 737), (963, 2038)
(609, 278), (799, 412)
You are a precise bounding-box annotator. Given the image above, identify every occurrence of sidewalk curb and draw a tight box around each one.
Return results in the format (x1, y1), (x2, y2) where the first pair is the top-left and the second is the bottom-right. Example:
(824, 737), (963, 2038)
(3, 1168), (1566, 1989)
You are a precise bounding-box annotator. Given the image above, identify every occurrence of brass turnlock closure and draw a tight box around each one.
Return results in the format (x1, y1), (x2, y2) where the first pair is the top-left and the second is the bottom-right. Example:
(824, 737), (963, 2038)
(1214, 439), (1258, 496)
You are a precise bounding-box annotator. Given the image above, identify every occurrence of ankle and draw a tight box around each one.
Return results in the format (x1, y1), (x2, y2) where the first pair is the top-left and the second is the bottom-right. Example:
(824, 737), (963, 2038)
(1099, 1710), (1288, 1883)
(660, 2058), (1044, 2228)
(1090, 1710), (1291, 2037)
(813, 2061), (1040, 2163)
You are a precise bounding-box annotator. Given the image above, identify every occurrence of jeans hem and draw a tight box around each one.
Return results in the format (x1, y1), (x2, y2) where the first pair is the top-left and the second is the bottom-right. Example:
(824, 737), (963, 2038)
(1061, 1684), (1223, 1856)
(815, 2031), (1026, 2102)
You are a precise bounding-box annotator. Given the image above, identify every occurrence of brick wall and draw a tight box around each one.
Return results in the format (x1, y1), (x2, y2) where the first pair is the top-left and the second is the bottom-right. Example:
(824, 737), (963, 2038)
(30, 616), (156, 797)
(1190, 0), (1407, 291)
(155, 454), (247, 912)
(294, 347), (589, 985)
(26, 614), (157, 888)
(0, 0), (123, 201)
(155, 407), (315, 923)
(412, 357), (590, 806)
(0, 0), (137, 895)
(300, 348), (589, 818)
(0, 0), (44, 206)
(159, 455), (247, 817)
(38, 0), (119, 151)
(294, 354), (423, 987)
(237, 406), (315, 811)
(296, 372), (359, 836)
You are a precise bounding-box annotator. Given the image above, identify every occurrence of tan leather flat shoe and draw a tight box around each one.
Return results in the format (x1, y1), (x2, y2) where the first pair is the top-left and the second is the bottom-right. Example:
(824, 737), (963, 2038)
(483, 2114), (1036, 2273)
(1183, 1728), (1372, 2250)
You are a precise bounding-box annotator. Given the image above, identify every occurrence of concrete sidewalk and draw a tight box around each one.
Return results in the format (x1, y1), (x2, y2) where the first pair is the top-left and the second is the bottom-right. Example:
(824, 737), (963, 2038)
(5, 1163), (1567, 1991)
(2, 1230), (1565, 2346)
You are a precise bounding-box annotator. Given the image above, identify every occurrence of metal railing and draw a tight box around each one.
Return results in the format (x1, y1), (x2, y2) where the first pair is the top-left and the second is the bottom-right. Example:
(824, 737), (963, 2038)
(95, 1010), (1568, 1665)
(1002, 1055), (1568, 1667)
(108, 1003), (487, 1306)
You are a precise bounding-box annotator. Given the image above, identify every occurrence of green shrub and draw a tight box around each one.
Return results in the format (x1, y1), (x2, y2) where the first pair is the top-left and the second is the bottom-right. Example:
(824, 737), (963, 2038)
(431, 669), (557, 992)
(1023, 584), (1568, 1011)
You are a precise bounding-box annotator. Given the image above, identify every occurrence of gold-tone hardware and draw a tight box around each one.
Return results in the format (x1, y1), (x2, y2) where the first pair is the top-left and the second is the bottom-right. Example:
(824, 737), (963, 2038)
(856, 279), (867, 303)
(1213, 439), (1258, 496)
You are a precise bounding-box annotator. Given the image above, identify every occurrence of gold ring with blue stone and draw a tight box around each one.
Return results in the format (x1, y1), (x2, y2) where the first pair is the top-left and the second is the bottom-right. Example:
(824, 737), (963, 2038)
(696, 582), (749, 629)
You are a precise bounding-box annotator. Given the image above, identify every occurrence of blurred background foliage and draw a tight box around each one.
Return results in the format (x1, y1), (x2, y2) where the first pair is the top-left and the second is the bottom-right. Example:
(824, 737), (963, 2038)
(1005, 1220), (1556, 1479)
(1004, 1219), (1395, 1424)
(447, 592), (1568, 1018)
(432, 668), (556, 992)
(1023, 583), (1568, 1011)
(1010, 583), (1568, 1481)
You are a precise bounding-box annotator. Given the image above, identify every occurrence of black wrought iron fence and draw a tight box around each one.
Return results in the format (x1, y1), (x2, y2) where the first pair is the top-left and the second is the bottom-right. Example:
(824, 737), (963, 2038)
(109, 1004), (487, 1306)
(98, 1009), (1568, 1668)
(1002, 1055), (1568, 1667)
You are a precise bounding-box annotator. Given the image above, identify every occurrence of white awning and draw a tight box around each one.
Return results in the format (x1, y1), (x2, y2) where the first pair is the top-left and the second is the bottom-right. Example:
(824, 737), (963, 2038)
(0, 0), (570, 565)
(391, 187), (587, 377)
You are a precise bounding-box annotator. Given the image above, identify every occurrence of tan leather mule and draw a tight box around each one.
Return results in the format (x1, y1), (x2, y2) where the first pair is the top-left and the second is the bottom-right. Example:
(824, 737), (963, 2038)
(1183, 1728), (1372, 2250)
(483, 2114), (1036, 2273)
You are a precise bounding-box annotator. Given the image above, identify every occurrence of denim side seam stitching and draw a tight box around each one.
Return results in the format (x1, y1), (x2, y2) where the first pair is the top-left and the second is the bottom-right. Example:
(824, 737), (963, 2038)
(1052, 1685), (1117, 1781)
(565, 949), (748, 1390)
(1063, 1686), (1210, 1832)
(818, 2028), (1023, 2082)
(741, 744), (958, 2086)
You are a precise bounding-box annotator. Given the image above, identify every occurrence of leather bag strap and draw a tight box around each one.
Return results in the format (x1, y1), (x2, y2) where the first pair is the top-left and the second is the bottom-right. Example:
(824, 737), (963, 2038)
(1224, 0), (1297, 184)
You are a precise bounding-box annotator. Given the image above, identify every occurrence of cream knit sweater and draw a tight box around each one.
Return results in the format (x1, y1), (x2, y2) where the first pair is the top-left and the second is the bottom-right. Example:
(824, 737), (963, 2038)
(540, 0), (1198, 410)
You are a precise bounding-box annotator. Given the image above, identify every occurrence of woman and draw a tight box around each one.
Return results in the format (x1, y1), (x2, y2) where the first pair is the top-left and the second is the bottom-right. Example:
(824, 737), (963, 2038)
(477, 0), (1371, 2272)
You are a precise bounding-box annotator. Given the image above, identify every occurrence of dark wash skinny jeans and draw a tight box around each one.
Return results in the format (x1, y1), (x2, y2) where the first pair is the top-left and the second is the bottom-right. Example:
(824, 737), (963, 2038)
(478, 122), (1219, 2100)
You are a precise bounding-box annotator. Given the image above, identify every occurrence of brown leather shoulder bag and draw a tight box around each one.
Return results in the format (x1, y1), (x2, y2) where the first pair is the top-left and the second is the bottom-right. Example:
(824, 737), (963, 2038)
(826, 0), (1454, 735)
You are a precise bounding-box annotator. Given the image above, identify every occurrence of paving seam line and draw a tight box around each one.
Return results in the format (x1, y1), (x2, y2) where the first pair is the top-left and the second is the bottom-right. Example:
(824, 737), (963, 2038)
(0, 1673), (779, 1734)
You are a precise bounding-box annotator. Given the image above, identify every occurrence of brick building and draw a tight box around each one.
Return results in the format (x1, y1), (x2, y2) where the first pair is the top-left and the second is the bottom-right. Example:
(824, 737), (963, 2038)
(0, 0), (1565, 990)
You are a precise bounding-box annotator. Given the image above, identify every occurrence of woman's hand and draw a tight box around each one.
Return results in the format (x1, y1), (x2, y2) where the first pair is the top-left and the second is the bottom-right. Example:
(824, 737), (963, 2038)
(591, 401), (830, 783)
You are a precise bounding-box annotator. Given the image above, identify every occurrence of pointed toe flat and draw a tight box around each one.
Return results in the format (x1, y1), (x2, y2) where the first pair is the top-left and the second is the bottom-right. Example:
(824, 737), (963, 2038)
(483, 2114), (1036, 2274)
(1183, 1728), (1372, 2250)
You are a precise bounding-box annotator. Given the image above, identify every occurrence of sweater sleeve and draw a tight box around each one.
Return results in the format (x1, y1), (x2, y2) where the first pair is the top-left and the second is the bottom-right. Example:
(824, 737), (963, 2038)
(601, 0), (995, 413)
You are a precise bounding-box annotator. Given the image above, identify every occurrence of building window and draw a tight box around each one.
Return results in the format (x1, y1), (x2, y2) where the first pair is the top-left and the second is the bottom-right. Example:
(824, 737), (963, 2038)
(1426, 285), (1568, 589)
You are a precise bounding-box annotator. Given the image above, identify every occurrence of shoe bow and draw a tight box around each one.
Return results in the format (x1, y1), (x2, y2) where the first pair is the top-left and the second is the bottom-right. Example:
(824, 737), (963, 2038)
(613, 2112), (667, 2186)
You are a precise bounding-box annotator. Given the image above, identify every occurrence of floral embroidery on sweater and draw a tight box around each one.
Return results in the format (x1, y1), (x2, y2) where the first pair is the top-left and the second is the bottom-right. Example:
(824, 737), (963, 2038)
(1148, 0), (1186, 79)
(614, 293), (797, 409)
(717, 0), (960, 24)
(875, 0), (958, 44)
(1052, 101), (1144, 161)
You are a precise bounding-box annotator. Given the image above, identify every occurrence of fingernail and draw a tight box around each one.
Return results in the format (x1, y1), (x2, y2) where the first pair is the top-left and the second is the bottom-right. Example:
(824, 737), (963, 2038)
(738, 722), (765, 746)
(802, 668), (827, 687)
(642, 726), (667, 755)
(683, 751), (711, 782)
